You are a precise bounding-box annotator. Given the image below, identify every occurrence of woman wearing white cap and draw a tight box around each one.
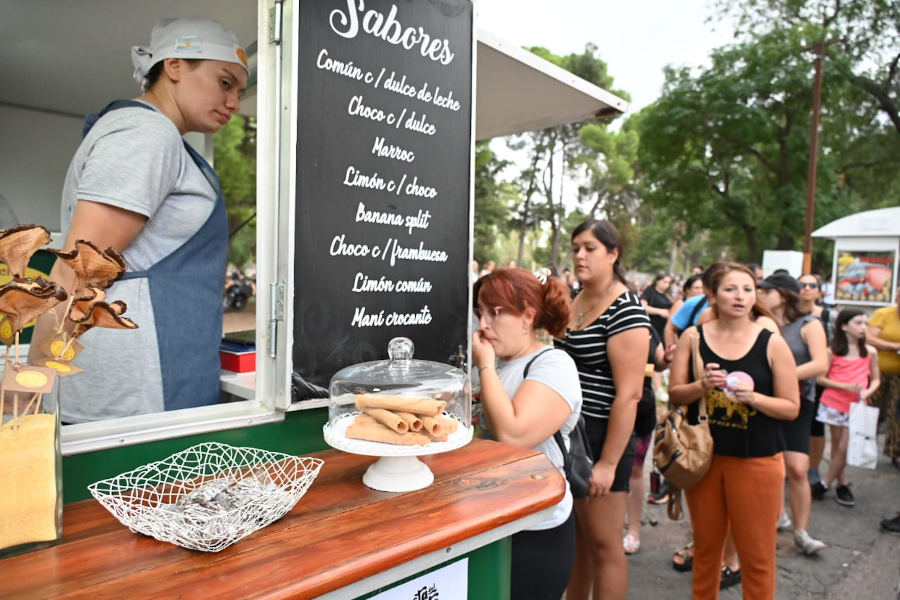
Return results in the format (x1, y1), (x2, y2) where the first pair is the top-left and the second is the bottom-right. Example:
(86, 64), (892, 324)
(33, 18), (250, 422)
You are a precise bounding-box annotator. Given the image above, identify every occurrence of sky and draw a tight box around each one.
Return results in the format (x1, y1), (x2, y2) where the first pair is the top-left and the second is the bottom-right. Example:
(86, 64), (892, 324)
(475, 0), (737, 210)
(476, 0), (735, 114)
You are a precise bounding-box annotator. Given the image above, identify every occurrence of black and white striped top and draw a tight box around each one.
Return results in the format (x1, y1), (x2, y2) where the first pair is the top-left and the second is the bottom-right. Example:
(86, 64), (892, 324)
(555, 292), (651, 420)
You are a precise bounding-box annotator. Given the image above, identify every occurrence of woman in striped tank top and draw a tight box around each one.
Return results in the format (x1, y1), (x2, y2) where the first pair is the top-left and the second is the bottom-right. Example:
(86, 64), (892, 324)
(555, 219), (650, 600)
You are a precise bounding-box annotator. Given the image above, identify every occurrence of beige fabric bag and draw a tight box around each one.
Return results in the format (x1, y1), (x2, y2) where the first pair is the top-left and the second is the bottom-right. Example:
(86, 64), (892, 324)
(653, 331), (714, 519)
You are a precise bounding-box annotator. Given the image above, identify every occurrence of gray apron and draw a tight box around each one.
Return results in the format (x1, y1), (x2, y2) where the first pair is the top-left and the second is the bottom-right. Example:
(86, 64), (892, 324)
(83, 101), (227, 411)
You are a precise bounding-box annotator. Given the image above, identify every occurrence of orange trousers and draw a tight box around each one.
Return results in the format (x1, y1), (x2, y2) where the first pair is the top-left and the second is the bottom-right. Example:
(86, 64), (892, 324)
(685, 453), (784, 600)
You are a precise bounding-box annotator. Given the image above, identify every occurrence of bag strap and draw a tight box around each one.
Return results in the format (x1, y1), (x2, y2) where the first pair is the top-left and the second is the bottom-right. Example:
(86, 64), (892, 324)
(667, 486), (685, 520)
(522, 349), (574, 477)
(690, 331), (708, 420)
(523, 348), (555, 378)
(687, 296), (707, 326)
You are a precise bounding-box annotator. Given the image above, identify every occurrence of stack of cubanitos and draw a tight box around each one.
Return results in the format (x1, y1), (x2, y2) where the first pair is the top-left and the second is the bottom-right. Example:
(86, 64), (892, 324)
(346, 393), (460, 445)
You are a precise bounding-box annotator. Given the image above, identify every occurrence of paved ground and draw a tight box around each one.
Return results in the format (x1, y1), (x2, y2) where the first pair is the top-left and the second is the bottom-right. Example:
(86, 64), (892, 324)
(625, 433), (900, 599)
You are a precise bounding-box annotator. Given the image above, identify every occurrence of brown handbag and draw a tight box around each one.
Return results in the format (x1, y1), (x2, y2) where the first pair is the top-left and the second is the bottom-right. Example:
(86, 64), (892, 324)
(652, 331), (714, 519)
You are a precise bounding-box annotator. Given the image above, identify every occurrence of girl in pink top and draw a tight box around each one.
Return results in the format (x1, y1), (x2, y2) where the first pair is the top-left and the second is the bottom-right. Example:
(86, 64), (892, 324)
(815, 309), (880, 506)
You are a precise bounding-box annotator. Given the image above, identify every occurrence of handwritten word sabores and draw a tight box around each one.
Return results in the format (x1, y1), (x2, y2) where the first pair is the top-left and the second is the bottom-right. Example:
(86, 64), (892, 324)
(329, 1), (455, 65)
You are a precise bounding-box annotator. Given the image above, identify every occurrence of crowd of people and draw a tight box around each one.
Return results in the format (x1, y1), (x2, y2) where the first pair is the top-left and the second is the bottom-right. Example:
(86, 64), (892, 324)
(472, 218), (900, 600)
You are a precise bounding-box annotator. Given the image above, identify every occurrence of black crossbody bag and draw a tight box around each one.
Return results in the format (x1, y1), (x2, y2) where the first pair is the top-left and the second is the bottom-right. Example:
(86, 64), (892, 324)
(524, 349), (593, 498)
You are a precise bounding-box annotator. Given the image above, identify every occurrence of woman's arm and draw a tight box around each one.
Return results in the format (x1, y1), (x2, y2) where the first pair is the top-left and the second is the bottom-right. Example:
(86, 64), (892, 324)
(472, 333), (572, 448)
(29, 201), (147, 360)
(733, 334), (799, 419)
(591, 327), (649, 496)
(667, 327), (726, 406)
(641, 298), (668, 318)
(867, 323), (900, 352)
(814, 350), (846, 390)
(797, 319), (829, 381)
(862, 345), (881, 404)
(480, 374), (572, 448)
(663, 316), (680, 348)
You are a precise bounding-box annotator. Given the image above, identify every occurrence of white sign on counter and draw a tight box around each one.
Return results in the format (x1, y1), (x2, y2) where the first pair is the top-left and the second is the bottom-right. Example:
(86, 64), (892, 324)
(370, 558), (468, 600)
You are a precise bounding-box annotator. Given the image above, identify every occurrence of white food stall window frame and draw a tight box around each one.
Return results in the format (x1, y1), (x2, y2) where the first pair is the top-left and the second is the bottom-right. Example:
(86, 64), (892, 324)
(63, 0), (283, 455)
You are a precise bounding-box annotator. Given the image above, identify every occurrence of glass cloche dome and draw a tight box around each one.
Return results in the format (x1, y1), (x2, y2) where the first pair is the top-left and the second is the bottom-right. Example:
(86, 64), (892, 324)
(323, 337), (472, 492)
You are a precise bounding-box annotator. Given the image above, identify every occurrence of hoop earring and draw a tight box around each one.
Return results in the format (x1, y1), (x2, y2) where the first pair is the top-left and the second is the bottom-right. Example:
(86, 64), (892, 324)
(523, 326), (529, 334)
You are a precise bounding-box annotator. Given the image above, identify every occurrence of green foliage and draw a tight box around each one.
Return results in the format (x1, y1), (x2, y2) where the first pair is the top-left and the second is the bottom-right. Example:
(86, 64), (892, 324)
(214, 114), (257, 268)
(637, 22), (898, 269)
(473, 141), (512, 263)
(472, 4), (897, 278)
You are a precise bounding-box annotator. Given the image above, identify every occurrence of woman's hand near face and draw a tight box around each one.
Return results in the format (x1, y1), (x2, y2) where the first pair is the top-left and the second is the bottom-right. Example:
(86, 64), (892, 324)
(471, 328), (495, 369)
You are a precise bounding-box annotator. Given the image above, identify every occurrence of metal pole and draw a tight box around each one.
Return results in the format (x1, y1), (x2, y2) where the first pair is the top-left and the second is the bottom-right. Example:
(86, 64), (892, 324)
(803, 42), (825, 274)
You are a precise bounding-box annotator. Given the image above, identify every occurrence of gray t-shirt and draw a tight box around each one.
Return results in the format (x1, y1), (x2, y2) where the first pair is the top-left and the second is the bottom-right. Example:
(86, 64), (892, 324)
(497, 346), (583, 530)
(782, 314), (818, 403)
(58, 103), (217, 423)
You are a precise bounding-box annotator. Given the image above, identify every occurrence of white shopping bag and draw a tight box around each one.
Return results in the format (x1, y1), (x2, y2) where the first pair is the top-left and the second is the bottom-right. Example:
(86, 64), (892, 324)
(847, 402), (880, 470)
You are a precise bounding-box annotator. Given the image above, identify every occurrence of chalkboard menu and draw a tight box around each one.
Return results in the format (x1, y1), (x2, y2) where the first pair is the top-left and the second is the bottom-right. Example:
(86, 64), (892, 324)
(293, 0), (474, 387)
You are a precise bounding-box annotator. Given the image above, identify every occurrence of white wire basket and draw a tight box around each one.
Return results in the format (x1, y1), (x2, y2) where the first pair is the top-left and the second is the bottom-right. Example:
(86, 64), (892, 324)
(87, 442), (324, 552)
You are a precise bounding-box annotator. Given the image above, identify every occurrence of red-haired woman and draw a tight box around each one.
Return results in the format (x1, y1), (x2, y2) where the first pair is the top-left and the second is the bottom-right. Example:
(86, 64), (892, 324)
(668, 263), (799, 599)
(555, 219), (650, 600)
(472, 268), (583, 600)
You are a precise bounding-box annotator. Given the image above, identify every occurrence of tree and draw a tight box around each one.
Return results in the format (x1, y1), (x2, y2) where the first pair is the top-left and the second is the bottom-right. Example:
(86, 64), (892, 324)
(716, 0), (900, 134)
(473, 141), (513, 263)
(637, 25), (891, 268)
(504, 44), (628, 272)
(214, 114), (257, 268)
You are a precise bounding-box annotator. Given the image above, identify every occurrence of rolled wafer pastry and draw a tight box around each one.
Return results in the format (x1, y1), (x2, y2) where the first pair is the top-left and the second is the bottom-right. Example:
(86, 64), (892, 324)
(346, 414), (429, 446)
(395, 411), (423, 432)
(355, 393), (446, 417)
(364, 408), (408, 433)
(437, 414), (460, 433)
(422, 415), (445, 436)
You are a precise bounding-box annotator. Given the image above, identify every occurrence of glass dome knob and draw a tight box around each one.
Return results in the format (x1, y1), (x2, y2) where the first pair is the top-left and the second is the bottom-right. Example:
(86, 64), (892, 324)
(388, 337), (415, 361)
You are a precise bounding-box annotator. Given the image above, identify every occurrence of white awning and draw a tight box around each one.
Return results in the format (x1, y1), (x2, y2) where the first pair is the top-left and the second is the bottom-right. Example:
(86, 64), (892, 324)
(475, 29), (628, 140)
(812, 207), (900, 239)
(0, 3), (627, 139)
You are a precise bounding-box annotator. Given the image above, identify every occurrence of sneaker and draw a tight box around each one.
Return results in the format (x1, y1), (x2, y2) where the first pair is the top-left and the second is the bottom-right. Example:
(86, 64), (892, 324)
(777, 512), (793, 531)
(880, 514), (900, 534)
(835, 484), (855, 507)
(811, 481), (828, 501)
(794, 530), (826, 555)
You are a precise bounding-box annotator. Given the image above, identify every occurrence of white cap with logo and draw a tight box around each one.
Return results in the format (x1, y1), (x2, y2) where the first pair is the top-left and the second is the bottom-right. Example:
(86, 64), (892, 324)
(132, 18), (249, 89)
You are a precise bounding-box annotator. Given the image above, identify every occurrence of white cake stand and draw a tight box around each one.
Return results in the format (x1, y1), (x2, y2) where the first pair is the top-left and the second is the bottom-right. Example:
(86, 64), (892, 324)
(323, 412), (473, 492)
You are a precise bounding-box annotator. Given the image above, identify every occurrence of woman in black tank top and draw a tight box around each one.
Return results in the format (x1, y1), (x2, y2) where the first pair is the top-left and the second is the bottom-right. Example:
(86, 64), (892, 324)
(667, 263), (800, 600)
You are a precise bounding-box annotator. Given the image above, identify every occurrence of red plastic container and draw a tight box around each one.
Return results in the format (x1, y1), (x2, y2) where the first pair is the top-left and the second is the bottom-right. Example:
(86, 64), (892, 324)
(219, 349), (256, 373)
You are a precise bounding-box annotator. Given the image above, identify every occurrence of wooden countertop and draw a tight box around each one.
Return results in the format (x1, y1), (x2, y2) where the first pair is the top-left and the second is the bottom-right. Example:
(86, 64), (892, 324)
(0, 438), (564, 599)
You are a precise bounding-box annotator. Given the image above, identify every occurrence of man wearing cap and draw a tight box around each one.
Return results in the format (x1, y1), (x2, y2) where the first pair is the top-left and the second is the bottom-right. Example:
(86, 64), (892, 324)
(32, 18), (250, 422)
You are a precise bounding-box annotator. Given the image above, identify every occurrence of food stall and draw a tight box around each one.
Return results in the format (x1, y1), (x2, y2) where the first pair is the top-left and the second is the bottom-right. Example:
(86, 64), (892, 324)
(812, 206), (900, 308)
(0, 1), (625, 597)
